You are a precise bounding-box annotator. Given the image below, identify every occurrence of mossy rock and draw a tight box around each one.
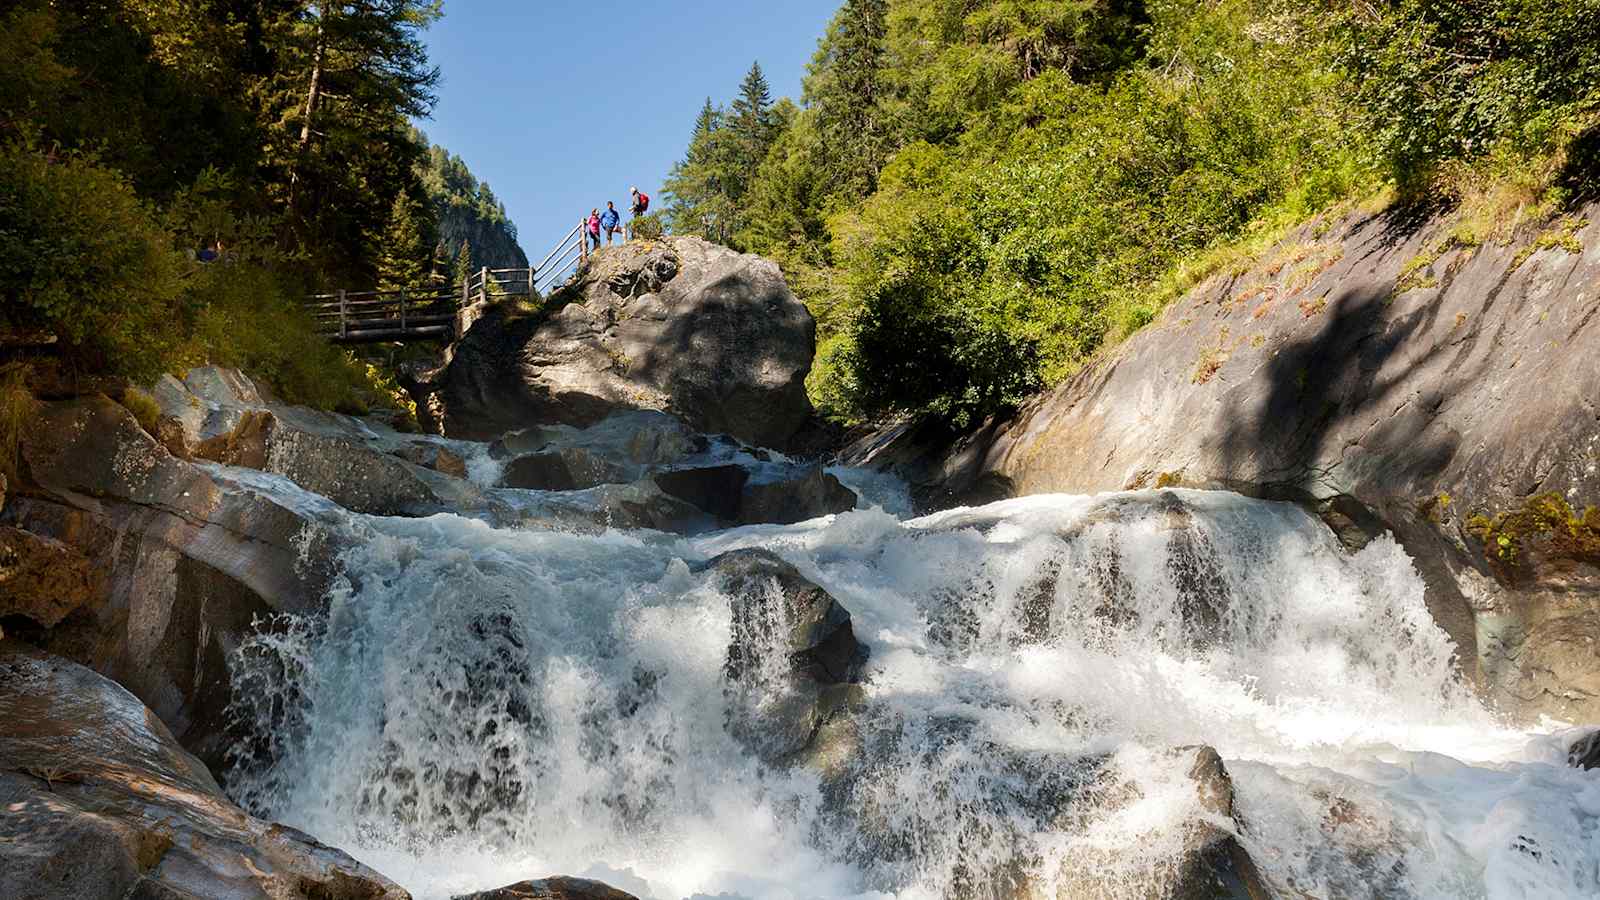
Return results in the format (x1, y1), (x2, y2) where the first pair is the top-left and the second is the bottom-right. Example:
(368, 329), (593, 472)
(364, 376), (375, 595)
(1466, 492), (1600, 582)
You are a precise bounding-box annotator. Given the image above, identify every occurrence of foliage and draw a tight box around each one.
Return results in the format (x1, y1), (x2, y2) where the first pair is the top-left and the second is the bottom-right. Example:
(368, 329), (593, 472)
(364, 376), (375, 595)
(0, 365), (38, 484)
(0, 0), (490, 412)
(630, 214), (666, 241)
(118, 387), (163, 435)
(666, 0), (1592, 427)
(1333, 0), (1600, 190)
(663, 66), (787, 244)
(0, 143), (186, 381)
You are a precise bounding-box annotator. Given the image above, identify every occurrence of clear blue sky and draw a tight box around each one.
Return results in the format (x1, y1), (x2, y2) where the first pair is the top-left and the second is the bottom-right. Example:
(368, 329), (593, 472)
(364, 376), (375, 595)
(416, 1), (840, 261)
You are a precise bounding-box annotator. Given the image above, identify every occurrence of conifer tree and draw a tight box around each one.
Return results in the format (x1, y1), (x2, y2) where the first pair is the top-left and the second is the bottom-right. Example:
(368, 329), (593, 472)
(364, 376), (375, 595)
(453, 239), (473, 286)
(806, 0), (891, 199)
(376, 193), (430, 290)
(727, 62), (777, 183)
(664, 98), (726, 238)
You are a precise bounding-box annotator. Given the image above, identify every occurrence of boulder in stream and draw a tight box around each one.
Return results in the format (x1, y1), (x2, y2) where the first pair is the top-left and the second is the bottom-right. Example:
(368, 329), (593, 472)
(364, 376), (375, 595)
(453, 876), (640, 900)
(704, 548), (868, 761)
(0, 643), (409, 900)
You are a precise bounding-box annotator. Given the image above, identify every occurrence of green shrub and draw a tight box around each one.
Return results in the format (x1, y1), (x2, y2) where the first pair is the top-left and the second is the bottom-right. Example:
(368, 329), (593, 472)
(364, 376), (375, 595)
(631, 213), (665, 241)
(818, 0), (1368, 423)
(1336, 0), (1600, 190)
(0, 142), (186, 381)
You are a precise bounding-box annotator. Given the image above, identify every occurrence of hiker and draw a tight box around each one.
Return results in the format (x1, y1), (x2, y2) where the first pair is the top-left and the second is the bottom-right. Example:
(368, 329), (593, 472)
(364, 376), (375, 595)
(600, 202), (622, 245)
(587, 208), (602, 252)
(627, 187), (650, 239)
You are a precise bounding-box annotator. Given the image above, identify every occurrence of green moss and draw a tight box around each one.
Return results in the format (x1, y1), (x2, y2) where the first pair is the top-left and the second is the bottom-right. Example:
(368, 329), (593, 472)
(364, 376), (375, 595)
(1510, 216), (1587, 271)
(1466, 492), (1600, 578)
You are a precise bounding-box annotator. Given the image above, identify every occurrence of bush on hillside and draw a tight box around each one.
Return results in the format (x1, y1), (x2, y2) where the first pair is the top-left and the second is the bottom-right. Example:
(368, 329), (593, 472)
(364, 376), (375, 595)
(0, 142), (186, 381)
(831, 1), (1366, 423)
(1336, 0), (1600, 190)
(0, 141), (392, 412)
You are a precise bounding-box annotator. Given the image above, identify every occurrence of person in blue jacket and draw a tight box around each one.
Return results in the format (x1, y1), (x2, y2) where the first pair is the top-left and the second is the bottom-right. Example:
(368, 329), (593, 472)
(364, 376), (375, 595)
(600, 201), (623, 245)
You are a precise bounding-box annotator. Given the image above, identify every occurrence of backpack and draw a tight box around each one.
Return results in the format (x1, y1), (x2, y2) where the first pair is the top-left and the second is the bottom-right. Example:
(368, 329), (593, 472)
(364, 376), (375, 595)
(636, 192), (650, 213)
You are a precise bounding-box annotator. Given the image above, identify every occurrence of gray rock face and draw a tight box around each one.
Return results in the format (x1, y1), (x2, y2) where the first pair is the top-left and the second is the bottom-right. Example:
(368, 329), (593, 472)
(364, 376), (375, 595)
(865, 203), (1600, 724)
(0, 644), (408, 900)
(452, 877), (639, 900)
(155, 367), (465, 517)
(421, 237), (816, 449)
(9, 395), (346, 770)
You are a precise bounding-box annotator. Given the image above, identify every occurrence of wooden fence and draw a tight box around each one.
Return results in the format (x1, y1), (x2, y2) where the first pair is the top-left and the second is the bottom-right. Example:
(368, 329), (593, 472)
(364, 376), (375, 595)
(307, 218), (596, 344)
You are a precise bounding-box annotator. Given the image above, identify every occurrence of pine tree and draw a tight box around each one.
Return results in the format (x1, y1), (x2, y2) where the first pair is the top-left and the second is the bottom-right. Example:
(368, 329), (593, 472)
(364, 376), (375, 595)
(376, 193), (430, 290)
(726, 61), (777, 184)
(664, 98), (727, 239)
(453, 238), (473, 286)
(806, 0), (891, 199)
(266, 0), (443, 280)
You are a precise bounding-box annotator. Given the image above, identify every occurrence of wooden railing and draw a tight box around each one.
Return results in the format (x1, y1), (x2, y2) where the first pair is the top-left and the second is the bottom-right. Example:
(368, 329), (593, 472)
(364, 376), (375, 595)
(306, 218), (599, 344)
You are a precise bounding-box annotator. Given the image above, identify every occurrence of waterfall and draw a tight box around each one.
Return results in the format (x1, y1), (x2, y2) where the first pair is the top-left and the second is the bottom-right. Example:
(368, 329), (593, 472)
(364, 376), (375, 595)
(225, 476), (1600, 900)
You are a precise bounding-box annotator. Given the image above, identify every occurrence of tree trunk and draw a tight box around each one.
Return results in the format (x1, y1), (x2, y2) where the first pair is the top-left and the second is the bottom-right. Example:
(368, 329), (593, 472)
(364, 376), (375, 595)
(286, 4), (328, 211)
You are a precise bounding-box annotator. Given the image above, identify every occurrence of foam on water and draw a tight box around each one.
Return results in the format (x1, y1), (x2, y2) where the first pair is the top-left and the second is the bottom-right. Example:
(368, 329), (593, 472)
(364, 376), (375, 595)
(223, 474), (1600, 900)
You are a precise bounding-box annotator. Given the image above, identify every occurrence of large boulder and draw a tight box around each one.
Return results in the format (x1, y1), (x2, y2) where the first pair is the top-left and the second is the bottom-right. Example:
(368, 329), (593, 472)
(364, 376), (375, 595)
(704, 548), (867, 761)
(453, 877), (639, 900)
(866, 202), (1600, 723)
(421, 237), (816, 449)
(0, 644), (408, 900)
(7, 395), (348, 770)
(737, 464), (858, 525)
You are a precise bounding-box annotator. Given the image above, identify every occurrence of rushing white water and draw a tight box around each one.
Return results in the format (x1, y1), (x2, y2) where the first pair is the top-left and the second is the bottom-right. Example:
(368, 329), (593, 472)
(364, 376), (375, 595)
(224, 470), (1600, 900)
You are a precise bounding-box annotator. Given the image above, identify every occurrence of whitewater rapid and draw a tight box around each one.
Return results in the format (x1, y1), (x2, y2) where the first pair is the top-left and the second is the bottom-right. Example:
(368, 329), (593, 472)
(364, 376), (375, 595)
(221, 467), (1600, 899)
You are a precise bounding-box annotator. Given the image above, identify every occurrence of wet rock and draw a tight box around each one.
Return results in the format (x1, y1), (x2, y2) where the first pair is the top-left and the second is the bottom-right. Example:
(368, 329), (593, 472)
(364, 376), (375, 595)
(452, 876), (639, 900)
(1569, 730), (1600, 770)
(704, 548), (867, 760)
(502, 447), (628, 491)
(737, 465), (857, 525)
(0, 525), (100, 628)
(653, 465), (749, 521)
(491, 480), (715, 535)
(393, 442), (469, 479)
(194, 408), (443, 516)
(427, 237), (815, 449)
(1179, 746), (1274, 900)
(712, 548), (866, 685)
(156, 365), (471, 517)
(0, 644), (409, 900)
(12, 395), (345, 769)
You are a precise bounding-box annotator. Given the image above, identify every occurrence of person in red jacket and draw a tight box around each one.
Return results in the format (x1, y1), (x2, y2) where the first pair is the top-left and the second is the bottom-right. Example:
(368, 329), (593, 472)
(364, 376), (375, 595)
(587, 208), (602, 252)
(627, 187), (650, 240)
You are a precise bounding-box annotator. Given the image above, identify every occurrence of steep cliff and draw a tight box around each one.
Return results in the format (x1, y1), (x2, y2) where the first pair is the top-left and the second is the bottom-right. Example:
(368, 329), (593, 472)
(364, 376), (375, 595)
(849, 200), (1600, 725)
(419, 137), (529, 271)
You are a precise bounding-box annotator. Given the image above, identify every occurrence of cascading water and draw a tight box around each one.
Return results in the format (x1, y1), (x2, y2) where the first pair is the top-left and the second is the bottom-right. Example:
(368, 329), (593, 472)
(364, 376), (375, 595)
(223, 466), (1600, 900)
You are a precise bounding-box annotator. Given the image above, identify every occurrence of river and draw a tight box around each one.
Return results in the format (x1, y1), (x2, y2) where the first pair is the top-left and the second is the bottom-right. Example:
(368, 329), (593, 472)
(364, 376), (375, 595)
(219, 459), (1600, 899)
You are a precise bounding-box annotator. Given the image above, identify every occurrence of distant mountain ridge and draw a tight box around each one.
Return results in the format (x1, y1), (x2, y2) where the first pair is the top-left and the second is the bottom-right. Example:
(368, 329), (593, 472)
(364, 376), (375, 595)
(416, 132), (529, 273)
